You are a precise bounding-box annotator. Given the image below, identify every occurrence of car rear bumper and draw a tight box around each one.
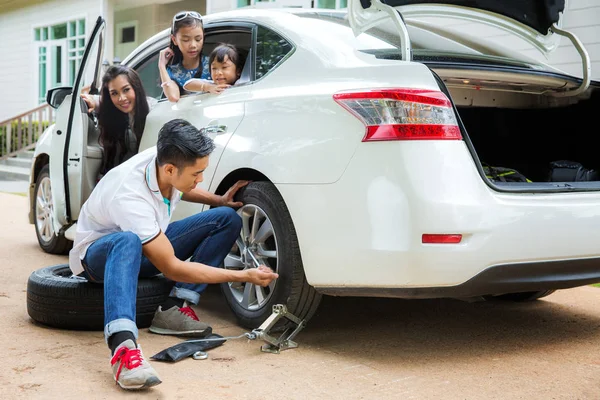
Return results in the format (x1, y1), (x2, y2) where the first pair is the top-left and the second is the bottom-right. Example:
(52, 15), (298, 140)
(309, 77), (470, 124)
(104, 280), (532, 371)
(317, 257), (600, 298)
(277, 141), (600, 294)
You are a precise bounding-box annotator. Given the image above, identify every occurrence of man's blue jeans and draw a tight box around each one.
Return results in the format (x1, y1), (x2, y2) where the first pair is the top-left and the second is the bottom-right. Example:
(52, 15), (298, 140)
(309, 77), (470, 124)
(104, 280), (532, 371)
(79, 207), (241, 342)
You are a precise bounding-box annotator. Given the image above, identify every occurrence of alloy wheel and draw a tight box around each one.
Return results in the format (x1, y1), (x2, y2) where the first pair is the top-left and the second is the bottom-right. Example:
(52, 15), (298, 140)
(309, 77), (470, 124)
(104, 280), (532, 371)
(223, 204), (278, 310)
(35, 176), (56, 243)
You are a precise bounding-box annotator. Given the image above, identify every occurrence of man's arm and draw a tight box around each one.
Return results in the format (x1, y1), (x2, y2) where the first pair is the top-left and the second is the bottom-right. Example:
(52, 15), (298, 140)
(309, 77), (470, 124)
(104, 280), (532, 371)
(182, 180), (249, 207)
(181, 186), (225, 207)
(143, 231), (278, 286)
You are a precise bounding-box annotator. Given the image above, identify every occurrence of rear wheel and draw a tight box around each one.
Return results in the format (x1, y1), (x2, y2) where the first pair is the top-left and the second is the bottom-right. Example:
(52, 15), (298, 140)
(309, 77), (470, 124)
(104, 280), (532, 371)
(221, 181), (322, 329)
(33, 165), (72, 254)
(485, 290), (556, 302)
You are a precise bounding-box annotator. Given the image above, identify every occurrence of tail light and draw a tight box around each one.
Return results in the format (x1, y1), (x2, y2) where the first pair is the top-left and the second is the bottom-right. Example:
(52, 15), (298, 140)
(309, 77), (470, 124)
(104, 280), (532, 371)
(422, 234), (462, 244)
(333, 89), (462, 142)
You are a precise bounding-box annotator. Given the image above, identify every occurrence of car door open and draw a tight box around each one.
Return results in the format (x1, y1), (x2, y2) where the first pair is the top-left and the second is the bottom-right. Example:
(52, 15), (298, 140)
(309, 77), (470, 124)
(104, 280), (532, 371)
(49, 16), (105, 232)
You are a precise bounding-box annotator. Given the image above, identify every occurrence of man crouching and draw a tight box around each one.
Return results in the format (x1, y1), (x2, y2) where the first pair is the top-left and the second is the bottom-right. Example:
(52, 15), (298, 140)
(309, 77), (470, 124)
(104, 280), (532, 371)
(69, 118), (278, 389)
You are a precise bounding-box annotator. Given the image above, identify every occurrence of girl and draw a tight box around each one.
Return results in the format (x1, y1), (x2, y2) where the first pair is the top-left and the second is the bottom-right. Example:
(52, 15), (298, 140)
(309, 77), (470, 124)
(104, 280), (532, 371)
(159, 11), (229, 101)
(208, 43), (243, 86)
(81, 65), (156, 177)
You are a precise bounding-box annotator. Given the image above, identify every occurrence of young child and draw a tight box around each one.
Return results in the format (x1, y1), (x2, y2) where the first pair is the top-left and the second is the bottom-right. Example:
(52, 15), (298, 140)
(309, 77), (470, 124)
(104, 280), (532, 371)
(158, 11), (226, 102)
(208, 43), (244, 86)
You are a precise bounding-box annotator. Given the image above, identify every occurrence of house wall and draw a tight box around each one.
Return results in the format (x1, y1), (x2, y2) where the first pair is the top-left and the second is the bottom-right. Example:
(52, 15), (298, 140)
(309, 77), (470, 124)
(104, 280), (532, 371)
(114, 4), (158, 60)
(423, 0), (600, 81)
(0, 0), (105, 122)
(208, 0), (235, 15)
(113, 0), (208, 59)
(156, 0), (208, 31)
(522, 0), (600, 81)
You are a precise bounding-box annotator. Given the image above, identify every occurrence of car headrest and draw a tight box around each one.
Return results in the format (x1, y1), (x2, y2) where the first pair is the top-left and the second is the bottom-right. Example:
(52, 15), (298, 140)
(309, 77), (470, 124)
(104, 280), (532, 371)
(234, 47), (252, 86)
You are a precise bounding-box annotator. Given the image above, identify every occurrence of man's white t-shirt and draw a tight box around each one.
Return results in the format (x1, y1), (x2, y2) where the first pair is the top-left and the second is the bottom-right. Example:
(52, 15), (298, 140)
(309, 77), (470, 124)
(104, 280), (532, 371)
(68, 146), (182, 276)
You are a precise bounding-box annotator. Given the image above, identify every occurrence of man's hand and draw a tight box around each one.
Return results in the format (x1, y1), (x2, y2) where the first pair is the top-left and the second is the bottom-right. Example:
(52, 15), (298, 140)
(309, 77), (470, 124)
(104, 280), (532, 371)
(220, 180), (249, 208)
(246, 265), (279, 287)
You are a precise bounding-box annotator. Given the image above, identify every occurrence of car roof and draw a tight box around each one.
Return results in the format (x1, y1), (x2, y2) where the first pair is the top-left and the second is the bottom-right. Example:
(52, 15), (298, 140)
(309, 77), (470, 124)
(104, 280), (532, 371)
(124, 7), (554, 73)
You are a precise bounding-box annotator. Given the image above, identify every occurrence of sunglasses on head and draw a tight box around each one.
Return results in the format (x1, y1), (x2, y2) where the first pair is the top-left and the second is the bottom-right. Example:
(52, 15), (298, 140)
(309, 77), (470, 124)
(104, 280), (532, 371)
(172, 11), (202, 31)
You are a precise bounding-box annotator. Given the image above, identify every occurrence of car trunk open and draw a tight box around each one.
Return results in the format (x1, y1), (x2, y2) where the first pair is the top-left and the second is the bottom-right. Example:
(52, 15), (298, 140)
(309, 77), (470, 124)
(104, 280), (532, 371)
(346, 0), (600, 191)
(431, 64), (600, 191)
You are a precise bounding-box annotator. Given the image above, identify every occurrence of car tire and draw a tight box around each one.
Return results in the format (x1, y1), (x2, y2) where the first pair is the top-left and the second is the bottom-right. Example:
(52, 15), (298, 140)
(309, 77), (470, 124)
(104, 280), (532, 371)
(33, 165), (72, 255)
(221, 181), (322, 330)
(27, 264), (173, 330)
(485, 290), (556, 302)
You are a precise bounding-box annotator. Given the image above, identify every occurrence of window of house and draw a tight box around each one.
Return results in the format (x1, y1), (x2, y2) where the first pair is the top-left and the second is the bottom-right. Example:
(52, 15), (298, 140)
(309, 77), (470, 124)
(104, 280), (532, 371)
(317, 0), (347, 8)
(236, 0), (283, 7)
(34, 18), (86, 104)
(255, 26), (293, 80)
(38, 48), (47, 103)
(122, 27), (136, 43)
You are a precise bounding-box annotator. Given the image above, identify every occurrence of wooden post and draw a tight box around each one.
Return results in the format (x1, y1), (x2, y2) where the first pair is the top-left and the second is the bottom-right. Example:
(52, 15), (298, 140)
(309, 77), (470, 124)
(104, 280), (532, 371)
(17, 118), (22, 152)
(6, 122), (11, 154)
(28, 114), (33, 146)
(38, 109), (43, 142)
(1, 123), (5, 156)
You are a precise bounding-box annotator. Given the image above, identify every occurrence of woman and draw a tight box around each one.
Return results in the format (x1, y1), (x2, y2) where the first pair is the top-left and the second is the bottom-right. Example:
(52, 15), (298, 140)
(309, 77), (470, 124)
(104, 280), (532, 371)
(82, 65), (156, 177)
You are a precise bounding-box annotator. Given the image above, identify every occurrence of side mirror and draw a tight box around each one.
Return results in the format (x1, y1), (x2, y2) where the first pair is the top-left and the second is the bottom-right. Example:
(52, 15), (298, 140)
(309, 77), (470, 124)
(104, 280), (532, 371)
(46, 87), (73, 109)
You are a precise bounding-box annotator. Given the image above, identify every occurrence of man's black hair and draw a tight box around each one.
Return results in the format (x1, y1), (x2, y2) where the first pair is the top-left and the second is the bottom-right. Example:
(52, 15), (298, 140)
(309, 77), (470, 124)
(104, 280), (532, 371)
(156, 119), (215, 170)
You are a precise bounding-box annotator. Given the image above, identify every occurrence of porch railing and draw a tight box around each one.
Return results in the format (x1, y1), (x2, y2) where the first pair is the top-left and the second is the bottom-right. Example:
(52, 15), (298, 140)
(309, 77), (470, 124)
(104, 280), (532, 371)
(0, 104), (55, 160)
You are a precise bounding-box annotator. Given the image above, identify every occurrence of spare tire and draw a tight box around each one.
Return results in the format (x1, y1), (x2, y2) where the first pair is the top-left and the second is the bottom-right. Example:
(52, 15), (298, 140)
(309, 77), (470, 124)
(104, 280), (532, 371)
(27, 264), (173, 331)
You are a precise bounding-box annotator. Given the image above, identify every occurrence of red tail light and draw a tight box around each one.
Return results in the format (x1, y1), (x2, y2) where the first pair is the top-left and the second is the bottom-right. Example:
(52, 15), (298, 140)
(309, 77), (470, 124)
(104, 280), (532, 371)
(422, 234), (463, 244)
(333, 89), (462, 142)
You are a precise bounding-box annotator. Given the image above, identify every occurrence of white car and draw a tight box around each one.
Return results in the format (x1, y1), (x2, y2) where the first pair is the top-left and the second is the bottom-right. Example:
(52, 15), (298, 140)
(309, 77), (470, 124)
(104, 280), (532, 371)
(29, 0), (600, 328)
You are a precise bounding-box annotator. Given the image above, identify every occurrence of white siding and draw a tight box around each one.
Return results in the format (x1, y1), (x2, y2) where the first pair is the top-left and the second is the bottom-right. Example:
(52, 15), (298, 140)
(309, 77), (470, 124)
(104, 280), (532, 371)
(524, 1), (600, 80)
(208, 0), (234, 15)
(0, 0), (104, 122)
(410, 0), (600, 81)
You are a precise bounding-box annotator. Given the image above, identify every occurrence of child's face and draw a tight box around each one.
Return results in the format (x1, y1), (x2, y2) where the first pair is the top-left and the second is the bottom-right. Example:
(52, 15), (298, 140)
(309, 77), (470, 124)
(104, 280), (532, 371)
(211, 55), (240, 86)
(172, 25), (204, 62)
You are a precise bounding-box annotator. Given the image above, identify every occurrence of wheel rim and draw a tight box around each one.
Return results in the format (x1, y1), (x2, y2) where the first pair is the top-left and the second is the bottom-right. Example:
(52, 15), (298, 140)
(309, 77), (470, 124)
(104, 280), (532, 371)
(223, 204), (278, 311)
(35, 176), (56, 243)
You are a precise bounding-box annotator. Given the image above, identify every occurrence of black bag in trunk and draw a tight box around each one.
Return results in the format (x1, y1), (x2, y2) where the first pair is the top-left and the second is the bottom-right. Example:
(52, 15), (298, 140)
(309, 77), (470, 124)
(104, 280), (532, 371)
(548, 160), (599, 182)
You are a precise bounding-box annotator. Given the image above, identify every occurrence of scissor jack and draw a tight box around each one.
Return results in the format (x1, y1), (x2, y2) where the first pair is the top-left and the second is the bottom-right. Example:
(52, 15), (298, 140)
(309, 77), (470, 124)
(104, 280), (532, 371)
(248, 304), (306, 354)
(180, 304), (306, 359)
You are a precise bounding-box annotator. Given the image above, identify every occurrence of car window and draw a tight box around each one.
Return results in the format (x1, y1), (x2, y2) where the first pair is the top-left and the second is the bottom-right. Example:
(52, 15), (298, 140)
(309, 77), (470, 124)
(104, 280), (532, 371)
(255, 26), (293, 80)
(134, 53), (162, 100)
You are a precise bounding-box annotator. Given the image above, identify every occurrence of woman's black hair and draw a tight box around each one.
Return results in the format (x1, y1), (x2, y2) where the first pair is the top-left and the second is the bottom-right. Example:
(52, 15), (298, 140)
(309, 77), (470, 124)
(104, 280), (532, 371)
(169, 13), (205, 93)
(209, 43), (244, 76)
(97, 65), (149, 174)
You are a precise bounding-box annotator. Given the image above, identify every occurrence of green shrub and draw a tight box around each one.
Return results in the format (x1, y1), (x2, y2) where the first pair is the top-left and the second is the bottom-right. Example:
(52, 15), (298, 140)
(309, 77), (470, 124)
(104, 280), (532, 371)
(0, 120), (51, 156)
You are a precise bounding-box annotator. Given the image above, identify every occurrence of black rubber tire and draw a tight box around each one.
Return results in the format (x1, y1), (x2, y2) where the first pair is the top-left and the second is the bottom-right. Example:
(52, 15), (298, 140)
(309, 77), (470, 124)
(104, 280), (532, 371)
(27, 264), (173, 330)
(33, 165), (72, 255)
(221, 181), (322, 330)
(485, 290), (556, 302)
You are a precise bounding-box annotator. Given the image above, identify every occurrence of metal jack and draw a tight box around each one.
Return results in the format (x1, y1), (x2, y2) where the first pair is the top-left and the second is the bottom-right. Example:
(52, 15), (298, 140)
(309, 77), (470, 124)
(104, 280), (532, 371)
(250, 304), (306, 354)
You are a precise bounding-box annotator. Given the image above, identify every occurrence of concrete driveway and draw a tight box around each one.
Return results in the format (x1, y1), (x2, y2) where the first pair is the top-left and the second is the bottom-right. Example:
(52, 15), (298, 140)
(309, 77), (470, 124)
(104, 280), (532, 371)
(1, 191), (600, 399)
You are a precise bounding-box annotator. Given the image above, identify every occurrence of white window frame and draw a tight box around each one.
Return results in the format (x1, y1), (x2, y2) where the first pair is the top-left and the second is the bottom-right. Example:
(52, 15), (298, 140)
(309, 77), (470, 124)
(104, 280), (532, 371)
(33, 14), (87, 105)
